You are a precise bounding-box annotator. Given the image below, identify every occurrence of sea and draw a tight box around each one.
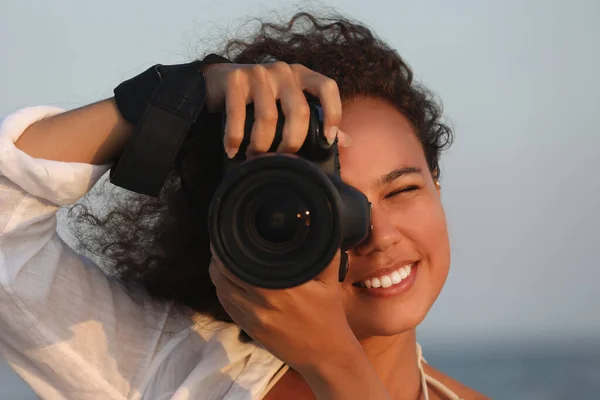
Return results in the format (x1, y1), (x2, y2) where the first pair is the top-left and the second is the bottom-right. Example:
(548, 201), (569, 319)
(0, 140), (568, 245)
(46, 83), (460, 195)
(1, 342), (598, 399)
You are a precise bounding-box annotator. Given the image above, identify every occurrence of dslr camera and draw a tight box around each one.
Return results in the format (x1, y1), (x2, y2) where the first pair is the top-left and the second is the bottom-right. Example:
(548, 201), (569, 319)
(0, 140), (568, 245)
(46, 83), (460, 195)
(208, 101), (372, 289)
(108, 58), (370, 289)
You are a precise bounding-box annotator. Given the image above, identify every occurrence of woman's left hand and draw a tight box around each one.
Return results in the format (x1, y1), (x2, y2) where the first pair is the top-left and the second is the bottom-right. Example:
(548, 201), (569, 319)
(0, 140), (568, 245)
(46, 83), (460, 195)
(208, 249), (361, 375)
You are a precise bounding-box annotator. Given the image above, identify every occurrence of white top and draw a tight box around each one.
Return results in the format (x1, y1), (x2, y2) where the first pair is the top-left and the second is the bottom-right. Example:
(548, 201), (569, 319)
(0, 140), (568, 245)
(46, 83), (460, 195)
(0, 106), (462, 400)
(0, 106), (286, 400)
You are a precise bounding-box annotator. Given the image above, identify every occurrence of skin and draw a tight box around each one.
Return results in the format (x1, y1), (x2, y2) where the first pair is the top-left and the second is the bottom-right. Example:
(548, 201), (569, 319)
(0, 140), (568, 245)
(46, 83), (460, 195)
(207, 63), (485, 399)
(15, 60), (486, 399)
(341, 97), (451, 395)
(263, 98), (487, 400)
(340, 97), (451, 340)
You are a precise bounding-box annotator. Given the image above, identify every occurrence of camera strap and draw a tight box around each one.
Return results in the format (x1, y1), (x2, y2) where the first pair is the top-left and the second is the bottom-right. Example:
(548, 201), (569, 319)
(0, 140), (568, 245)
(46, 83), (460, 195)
(110, 54), (230, 196)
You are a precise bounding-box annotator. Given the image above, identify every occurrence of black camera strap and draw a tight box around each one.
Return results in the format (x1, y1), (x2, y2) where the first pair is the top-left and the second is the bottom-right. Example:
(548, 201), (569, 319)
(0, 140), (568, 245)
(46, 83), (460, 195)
(110, 54), (230, 196)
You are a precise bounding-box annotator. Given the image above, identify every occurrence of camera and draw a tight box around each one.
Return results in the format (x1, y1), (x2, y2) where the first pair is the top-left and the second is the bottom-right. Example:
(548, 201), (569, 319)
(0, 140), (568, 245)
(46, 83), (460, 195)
(208, 101), (372, 289)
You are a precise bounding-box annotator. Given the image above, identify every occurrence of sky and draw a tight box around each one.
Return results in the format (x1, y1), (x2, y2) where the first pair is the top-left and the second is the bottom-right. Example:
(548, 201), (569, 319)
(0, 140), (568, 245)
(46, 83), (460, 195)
(1, 0), (599, 349)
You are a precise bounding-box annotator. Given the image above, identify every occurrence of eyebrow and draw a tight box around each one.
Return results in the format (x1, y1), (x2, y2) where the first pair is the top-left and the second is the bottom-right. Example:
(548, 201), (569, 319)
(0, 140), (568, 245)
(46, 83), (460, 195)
(378, 167), (423, 186)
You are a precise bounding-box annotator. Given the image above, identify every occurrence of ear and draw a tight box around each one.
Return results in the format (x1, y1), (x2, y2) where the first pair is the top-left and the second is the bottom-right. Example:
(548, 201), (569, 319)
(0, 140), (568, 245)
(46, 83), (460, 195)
(432, 168), (441, 195)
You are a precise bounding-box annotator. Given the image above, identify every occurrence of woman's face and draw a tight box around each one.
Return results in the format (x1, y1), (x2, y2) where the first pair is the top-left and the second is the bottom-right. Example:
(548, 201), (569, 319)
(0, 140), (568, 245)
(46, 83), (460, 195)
(338, 97), (451, 339)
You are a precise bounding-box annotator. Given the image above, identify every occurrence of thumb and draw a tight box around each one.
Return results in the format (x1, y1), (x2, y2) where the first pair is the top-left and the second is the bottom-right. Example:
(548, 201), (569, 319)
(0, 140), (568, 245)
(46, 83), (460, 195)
(314, 250), (346, 286)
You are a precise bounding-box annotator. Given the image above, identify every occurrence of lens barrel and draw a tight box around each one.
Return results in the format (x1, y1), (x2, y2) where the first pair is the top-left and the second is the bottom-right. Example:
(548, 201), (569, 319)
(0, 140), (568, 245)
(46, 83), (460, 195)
(209, 155), (345, 288)
(207, 101), (371, 288)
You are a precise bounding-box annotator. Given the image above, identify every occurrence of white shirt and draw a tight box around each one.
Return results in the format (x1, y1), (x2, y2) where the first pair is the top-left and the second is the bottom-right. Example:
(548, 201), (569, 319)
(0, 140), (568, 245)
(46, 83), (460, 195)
(0, 106), (286, 400)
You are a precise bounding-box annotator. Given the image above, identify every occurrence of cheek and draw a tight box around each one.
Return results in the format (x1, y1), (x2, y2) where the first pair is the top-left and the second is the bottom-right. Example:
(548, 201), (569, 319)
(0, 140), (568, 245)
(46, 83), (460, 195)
(400, 196), (450, 265)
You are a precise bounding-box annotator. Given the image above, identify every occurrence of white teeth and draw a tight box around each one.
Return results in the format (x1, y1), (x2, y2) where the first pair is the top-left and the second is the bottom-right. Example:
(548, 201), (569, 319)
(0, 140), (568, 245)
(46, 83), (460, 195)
(399, 268), (408, 280)
(359, 263), (414, 289)
(380, 275), (392, 288)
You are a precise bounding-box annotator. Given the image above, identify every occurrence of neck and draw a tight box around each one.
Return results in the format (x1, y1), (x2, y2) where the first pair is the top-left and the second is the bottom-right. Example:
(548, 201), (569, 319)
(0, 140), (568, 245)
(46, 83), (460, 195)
(358, 329), (422, 400)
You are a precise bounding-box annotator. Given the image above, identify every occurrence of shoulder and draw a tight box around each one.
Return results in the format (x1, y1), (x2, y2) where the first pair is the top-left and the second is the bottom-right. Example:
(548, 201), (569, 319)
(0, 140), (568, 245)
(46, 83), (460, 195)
(423, 363), (489, 400)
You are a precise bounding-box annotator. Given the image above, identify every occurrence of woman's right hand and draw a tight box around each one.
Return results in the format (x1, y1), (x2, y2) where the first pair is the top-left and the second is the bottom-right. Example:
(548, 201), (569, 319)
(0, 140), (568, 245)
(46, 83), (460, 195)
(202, 61), (349, 158)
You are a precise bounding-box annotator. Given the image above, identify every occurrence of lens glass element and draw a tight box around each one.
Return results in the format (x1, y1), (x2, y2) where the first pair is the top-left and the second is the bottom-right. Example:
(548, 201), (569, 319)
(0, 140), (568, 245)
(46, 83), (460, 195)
(253, 194), (311, 245)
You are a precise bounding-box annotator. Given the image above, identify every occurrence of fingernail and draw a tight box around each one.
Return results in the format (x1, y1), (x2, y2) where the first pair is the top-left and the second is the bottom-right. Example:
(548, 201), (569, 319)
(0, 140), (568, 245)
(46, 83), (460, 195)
(338, 129), (352, 147)
(325, 126), (338, 146)
(226, 147), (238, 159)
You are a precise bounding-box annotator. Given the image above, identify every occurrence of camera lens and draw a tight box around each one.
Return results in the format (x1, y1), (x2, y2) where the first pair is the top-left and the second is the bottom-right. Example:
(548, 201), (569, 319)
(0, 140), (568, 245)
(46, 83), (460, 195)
(252, 193), (311, 246)
(243, 184), (312, 254)
(209, 155), (343, 288)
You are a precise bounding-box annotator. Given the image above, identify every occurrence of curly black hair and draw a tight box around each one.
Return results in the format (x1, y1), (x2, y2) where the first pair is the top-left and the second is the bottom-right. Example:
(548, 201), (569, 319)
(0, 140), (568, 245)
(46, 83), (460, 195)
(69, 10), (453, 324)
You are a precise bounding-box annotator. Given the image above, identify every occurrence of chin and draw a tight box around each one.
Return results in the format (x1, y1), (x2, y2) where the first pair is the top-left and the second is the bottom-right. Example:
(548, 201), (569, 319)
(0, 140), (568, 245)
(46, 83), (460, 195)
(348, 299), (432, 339)
(344, 269), (444, 339)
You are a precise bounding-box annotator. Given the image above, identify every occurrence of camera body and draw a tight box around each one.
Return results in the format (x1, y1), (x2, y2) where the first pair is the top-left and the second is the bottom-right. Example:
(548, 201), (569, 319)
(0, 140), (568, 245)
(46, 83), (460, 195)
(208, 101), (371, 289)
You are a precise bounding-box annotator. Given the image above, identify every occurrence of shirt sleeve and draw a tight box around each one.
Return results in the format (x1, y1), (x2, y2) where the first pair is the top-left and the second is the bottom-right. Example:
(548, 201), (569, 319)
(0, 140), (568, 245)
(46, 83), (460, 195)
(0, 107), (176, 399)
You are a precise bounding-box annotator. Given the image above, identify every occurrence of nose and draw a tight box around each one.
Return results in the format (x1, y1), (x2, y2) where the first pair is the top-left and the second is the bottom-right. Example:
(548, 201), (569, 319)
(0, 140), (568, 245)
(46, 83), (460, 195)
(354, 205), (401, 255)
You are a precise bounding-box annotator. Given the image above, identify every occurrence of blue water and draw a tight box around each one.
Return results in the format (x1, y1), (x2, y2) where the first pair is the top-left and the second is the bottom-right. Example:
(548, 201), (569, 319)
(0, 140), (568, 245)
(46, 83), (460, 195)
(1, 344), (599, 399)
(425, 347), (600, 399)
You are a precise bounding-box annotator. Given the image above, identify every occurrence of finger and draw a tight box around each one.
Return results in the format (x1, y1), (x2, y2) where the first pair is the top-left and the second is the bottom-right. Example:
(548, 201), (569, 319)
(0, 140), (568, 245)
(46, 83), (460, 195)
(246, 65), (279, 158)
(223, 69), (250, 159)
(209, 244), (253, 290)
(209, 251), (272, 304)
(291, 64), (344, 146)
(208, 257), (248, 294)
(215, 290), (247, 324)
(267, 62), (310, 153)
(215, 294), (263, 345)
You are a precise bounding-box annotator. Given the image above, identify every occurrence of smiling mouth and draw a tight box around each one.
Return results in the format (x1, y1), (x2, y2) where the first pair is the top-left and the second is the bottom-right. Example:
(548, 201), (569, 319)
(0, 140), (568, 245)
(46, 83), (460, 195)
(352, 263), (415, 289)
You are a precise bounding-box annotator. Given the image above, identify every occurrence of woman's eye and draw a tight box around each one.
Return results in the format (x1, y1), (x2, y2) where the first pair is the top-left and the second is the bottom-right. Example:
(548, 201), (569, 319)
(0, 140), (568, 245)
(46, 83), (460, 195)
(385, 185), (419, 198)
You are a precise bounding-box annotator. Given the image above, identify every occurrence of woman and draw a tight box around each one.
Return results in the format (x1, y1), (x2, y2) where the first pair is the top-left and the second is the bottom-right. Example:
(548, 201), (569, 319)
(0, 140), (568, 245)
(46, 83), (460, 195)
(0, 11), (487, 400)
